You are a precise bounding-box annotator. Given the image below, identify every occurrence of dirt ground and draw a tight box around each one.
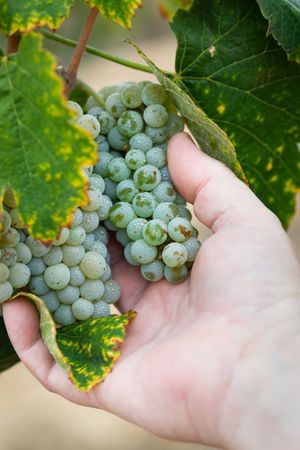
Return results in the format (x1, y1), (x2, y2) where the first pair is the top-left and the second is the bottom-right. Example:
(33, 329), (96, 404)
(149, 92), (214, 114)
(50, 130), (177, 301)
(0, 34), (299, 450)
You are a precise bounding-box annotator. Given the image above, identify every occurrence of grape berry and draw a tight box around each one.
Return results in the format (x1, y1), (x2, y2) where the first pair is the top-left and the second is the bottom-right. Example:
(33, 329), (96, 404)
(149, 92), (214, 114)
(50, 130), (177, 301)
(0, 81), (201, 325)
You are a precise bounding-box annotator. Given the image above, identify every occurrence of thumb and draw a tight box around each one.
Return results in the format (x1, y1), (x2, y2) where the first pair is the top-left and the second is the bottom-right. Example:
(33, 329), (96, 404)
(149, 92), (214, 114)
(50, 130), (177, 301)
(167, 133), (275, 231)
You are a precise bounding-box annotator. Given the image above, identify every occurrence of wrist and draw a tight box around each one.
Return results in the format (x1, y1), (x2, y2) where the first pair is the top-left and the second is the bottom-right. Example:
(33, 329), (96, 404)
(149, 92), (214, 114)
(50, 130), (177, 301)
(219, 298), (300, 450)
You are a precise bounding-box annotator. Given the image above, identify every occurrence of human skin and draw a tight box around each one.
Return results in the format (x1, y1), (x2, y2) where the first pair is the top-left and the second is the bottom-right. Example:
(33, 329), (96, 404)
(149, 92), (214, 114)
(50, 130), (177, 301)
(4, 133), (300, 450)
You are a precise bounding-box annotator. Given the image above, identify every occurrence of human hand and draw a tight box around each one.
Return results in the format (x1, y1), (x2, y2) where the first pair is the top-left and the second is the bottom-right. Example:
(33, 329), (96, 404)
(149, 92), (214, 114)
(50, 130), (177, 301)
(4, 133), (300, 450)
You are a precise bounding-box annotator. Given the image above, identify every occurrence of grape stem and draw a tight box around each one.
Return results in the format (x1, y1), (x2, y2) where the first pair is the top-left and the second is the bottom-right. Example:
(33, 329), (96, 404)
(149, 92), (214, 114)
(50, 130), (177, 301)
(76, 79), (105, 108)
(6, 34), (21, 54)
(41, 29), (174, 76)
(65, 7), (99, 96)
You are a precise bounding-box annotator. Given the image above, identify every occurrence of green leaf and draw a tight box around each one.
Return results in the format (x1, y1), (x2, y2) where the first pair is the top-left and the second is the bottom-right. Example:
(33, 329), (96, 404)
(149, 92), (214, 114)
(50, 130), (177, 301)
(129, 41), (247, 182)
(171, 0), (300, 227)
(56, 312), (136, 391)
(0, 0), (74, 35)
(256, 0), (300, 63)
(0, 316), (19, 372)
(86, 0), (141, 28)
(8, 293), (136, 391)
(157, 0), (193, 21)
(0, 33), (98, 241)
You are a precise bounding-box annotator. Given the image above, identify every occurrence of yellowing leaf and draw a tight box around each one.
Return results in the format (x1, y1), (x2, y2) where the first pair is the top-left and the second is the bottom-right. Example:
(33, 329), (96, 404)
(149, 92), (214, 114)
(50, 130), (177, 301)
(157, 0), (193, 20)
(8, 293), (136, 391)
(129, 41), (247, 182)
(86, 0), (141, 28)
(0, 0), (74, 35)
(0, 33), (97, 241)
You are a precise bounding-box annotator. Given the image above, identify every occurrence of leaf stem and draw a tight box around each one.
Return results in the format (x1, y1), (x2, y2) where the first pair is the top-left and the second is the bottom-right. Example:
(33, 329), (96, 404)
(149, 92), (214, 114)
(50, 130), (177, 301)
(76, 79), (105, 108)
(6, 34), (21, 54)
(65, 7), (99, 96)
(41, 29), (174, 76)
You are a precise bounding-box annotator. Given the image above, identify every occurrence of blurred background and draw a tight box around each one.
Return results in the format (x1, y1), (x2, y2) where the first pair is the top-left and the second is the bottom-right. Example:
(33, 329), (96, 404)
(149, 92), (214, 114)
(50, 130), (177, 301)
(0, 1), (299, 449)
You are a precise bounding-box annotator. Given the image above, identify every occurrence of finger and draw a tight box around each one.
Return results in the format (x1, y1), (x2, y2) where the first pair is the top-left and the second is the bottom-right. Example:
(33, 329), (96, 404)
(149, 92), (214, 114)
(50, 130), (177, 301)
(3, 299), (91, 405)
(168, 133), (275, 231)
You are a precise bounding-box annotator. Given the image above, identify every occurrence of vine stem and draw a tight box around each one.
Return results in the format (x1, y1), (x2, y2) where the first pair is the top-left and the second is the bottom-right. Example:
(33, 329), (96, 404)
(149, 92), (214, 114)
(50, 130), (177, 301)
(41, 29), (174, 76)
(65, 7), (99, 96)
(6, 34), (21, 54)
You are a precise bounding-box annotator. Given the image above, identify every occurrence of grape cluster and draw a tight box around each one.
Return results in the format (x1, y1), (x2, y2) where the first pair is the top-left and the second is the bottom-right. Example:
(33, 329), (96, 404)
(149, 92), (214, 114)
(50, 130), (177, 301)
(84, 80), (201, 284)
(0, 80), (201, 324)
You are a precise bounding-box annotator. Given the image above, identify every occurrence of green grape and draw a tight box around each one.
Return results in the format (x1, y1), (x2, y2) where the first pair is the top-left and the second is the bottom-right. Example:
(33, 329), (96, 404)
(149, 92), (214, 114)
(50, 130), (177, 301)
(164, 265), (188, 284)
(104, 218), (118, 231)
(175, 192), (186, 205)
(1, 227), (20, 248)
(67, 100), (83, 120)
(62, 245), (85, 267)
(80, 279), (104, 301)
(120, 84), (143, 108)
(41, 291), (60, 312)
(110, 202), (135, 228)
(98, 84), (119, 100)
(66, 227), (86, 246)
(125, 149), (146, 170)
(83, 233), (95, 250)
(107, 126), (129, 150)
(77, 114), (100, 138)
(108, 157), (131, 182)
(97, 195), (113, 221)
(94, 111), (115, 134)
(183, 237), (201, 262)
(0, 281), (13, 303)
(145, 125), (168, 144)
(146, 147), (166, 168)
(129, 133), (153, 152)
(160, 165), (172, 182)
(95, 134), (110, 152)
(29, 275), (49, 296)
(153, 202), (179, 224)
(71, 208), (83, 228)
(103, 177), (118, 200)
(28, 257), (46, 276)
(93, 225), (109, 245)
(102, 280), (121, 304)
(105, 93), (127, 118)
(118, 111), (144, 137)
(81, 211), (100, 233)
(0, 248), (17, 267)
(142, 219), (168, 246)
(0, 262), (10, 283)
(101, 264), (112, 282)
(88, 106), (104, 116)
(25, 236), (50, 257)
(167, 112), (184, 137)
(143, 104), (168, 127)
(132, 192), (157, 218)
(82, 188), (103, 212)
(72, 298), (94, 320)
(116, 229), (130, 247)
(9, 208), (22, 229)
(90, 174), (106, 193)
(43, 246), (63, 266)
(116, 180), (139, 203)
(131, 239), (157, 264)
(44, 263), (71, 290)
(57, 285), (80, 305)
(141, 83), (168, 106)
(92, 300), (110, 318)
(69, 265), (86, 287)
(80, 251), (107, 279)
(8, 263), (31, 289)
(127, 218), (148, 241)
(153, 181), (176, 203)
(15, 242), (32, 264)
(91, 240), (108, 258)
(93, 152), (113, 177)
(141, 260), (164, 282)
(168, 217), (193, 243)
(162, 243), (188, 268)
(54, 305), (76, 326)
(124, 242), (139, 266)
(133, 164), (162, 191)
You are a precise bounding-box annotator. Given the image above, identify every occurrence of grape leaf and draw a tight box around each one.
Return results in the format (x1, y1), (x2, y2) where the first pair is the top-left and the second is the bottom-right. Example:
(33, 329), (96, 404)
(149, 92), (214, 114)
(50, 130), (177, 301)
(0, 0), (74, 35)
(86, 0), (141, 28)
(129, 41), (247, 182)
(0, 316), (19, 372)
(7, 293), (135, 391)
(0, 33), (98, 241)
(157, 0), (193, 20)
(256, 0), (300, 63)
(171, 0), (300, 227)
